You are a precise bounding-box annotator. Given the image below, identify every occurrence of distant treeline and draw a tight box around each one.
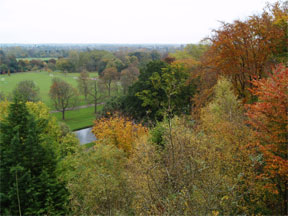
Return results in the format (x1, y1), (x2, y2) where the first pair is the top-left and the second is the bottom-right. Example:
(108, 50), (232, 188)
(0, 48), (165, 74)
(0, 44), (182, 58)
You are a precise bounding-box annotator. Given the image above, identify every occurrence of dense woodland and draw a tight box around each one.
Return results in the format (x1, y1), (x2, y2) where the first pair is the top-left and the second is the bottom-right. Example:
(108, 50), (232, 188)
(0, 2), (287, 215)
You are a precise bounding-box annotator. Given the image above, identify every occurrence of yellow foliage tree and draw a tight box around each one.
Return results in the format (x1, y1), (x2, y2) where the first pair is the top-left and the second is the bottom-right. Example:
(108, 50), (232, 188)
(92, 115), (147, 155)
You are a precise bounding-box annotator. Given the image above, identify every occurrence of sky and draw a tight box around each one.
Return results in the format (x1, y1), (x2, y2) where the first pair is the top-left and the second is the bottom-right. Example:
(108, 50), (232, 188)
(0, 0), (279, 44)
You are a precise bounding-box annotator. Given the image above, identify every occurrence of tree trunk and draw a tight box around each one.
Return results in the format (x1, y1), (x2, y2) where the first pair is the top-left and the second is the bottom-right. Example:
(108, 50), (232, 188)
(62, 109), (65, 120)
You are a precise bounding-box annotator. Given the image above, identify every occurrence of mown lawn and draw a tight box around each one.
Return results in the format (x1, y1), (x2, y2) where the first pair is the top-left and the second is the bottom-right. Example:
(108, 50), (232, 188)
(51, 105), (103, 131)
(0, 71), (98, 108)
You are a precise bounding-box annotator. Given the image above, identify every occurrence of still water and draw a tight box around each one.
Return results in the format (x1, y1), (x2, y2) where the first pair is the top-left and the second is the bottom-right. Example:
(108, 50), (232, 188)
(74, 127), (96, 145)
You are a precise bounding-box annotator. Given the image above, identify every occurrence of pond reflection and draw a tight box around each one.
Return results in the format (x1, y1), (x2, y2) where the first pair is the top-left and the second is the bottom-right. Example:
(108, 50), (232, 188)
(74, 127), (96, 145)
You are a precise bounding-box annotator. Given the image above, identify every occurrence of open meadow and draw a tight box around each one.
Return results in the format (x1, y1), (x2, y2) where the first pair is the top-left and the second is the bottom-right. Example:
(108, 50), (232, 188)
(0, 70), (98, 108)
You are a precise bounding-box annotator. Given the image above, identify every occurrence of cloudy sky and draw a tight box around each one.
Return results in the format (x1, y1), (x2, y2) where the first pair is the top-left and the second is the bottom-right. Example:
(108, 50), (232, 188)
(0, 0), (278, 44)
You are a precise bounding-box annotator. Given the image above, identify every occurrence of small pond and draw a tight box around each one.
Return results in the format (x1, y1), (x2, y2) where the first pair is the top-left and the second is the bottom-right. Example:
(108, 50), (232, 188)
(74, 127), (96, 145)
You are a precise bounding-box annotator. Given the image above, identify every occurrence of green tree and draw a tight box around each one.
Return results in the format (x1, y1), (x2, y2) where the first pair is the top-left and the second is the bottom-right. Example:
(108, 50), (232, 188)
(0, 97), (68, 215)
(13, 80), (40, 102)
(130, 61), (196, 122)
(56, 58), (75, 73)
(123, 60), (167, 122)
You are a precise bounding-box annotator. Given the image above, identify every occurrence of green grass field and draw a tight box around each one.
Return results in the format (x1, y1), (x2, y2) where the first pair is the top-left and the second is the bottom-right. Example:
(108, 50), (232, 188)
(51, 105), (103, 131)
(1, 70), (122, 130)
(0, 71), (98, 108)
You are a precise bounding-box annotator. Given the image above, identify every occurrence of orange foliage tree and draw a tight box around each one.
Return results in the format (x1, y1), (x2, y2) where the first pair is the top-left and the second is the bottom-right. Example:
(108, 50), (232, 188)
(246, 64), (288, 214)
(203, 2), (287, 98)
(92, 114), (147, 155)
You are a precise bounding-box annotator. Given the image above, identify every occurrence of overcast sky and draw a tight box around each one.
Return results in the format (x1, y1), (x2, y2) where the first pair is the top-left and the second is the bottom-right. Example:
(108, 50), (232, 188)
(0, 0), (279, 44)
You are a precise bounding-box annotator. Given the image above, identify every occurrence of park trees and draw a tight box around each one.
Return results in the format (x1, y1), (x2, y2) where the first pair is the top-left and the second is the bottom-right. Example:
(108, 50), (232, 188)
(100, 67), (119, 97)
(0, 50), (18, 73)
(12, 80), (40, 102)
(0, 97), (68, 215)
(56, 58), (75, 73)
(49, 78), (78, 120)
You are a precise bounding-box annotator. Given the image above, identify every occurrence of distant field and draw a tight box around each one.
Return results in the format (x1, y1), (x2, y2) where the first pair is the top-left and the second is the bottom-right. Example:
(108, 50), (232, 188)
(0, 71), (98, 108)
(16, 57), (56, 61)
(52, 105), (103, 131)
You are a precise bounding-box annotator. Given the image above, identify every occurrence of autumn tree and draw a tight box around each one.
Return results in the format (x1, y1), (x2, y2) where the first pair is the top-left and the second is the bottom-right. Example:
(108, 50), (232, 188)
(92, 115), (147, 155)
(120, 65), (139, 94)
(246, 64), (288, 215)
(100, 67), (119, 97)
(196, 78), (263, 215)
(204, 2), (287, 98)
(49, 78), (78, 120)
(128, 78), (263, 215)
(77, 70), (90, 100)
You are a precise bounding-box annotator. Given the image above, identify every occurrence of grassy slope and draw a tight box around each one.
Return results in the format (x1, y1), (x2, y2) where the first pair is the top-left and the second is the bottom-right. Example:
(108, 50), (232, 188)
(51, 105), (103, 131)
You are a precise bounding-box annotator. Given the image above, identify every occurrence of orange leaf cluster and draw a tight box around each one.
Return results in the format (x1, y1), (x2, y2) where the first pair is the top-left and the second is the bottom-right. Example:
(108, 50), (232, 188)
(246, 64), (288, 198)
